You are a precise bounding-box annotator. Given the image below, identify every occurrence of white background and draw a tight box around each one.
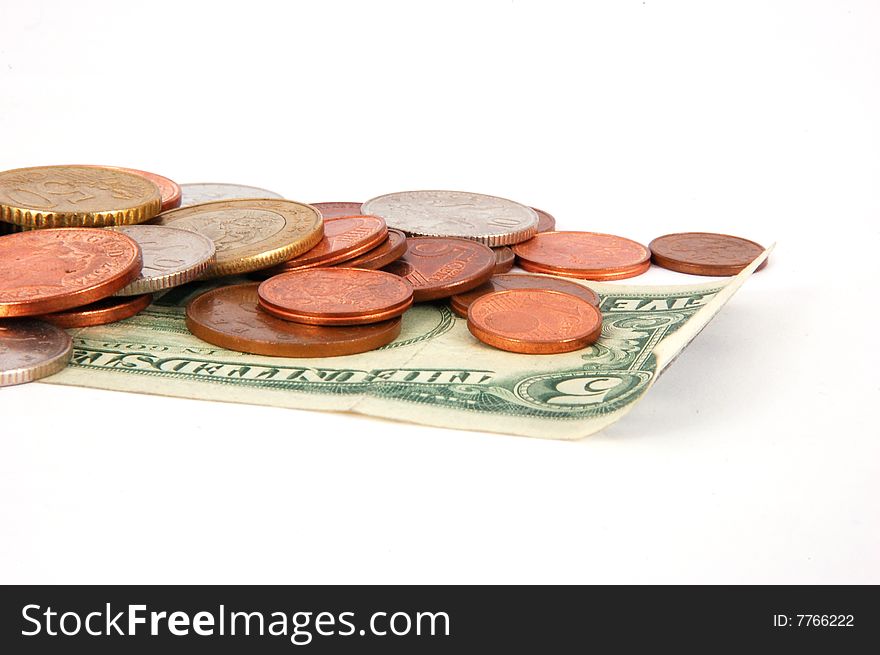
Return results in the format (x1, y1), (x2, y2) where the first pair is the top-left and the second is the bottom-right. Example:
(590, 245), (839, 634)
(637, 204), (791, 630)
(1, 0), (878, 583)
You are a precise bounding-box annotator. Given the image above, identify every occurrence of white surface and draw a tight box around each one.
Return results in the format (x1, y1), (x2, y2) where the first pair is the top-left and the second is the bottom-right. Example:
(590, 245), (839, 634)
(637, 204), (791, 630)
(1, 0), (878, 584)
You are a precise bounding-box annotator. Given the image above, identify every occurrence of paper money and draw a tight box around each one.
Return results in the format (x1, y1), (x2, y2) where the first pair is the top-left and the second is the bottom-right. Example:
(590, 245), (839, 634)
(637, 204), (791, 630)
(41, 249), (770, 439)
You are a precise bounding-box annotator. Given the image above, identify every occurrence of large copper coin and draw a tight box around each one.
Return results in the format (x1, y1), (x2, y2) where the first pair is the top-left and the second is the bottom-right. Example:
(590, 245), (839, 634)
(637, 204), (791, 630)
(649, 232), (766, 276)
(0, 319), (72, 387)
(467, 289), (602, 354)
(40, 294), (152, 328)
(532, 207), (556, 233)
(186, 283), (401, 357)
(311, 202), (364, 219)
(450, 273), (600, 318)
(336, 229), (407, 270)
(383, 237), (496, 302)
(0, 229), (142, 317)
(258, 268), (413, 326)
(86, 165), (182, 212)
(276, 215), (387, 270)
(492, 246), (515, 274)
(513, 231), (651, 281)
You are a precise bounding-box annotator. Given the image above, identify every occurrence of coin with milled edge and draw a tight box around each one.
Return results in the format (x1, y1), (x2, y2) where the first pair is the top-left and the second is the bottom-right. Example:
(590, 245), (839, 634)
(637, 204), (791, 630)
(258, 268), (413, 325)
(111, 225), (216, 295)
(450, 273), (601, 318)
(0, 319), (73, 387)
(276, 215), (387, 270)
(513, 231), (651, 280)
(186, 283), (401, 357)
(40, 294), (152, 328)
(336, 229), (408, 270)
(467, 288), (602, 354)
(85, 166), (181, 212)
(361, 190), (539, 246)
(532, 207), (556, 233)
(153, 199), (323, 277)
(0, 229), (143, 317)
(492, 246), (515, 274)
(179, 183), (284, 207)
(649, 232), (766, 276)
(311, 202), (364, 219)
(0, 165), (162, 228)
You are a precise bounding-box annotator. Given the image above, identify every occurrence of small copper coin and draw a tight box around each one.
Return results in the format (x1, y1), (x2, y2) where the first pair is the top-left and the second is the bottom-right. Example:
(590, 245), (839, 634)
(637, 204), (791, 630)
(336, 229), (408, 270)
(86, 165), (182, 212)
(310, 202), (364, 219)
(513, 231), (651, 281)
(532, 207), (556, 233)
(277, 215), (387, 270)
(467, 289), (602, 354)
(450, 273), (600, 318)
(40, 293), (152, 328)
(186, 283), (401, 357)
(492, 246), (515, 274)
(0, 228), (143, 317)
(258, 268), (413, 326)
(383, 237), (496, 302)
(649, 232), (766, 276)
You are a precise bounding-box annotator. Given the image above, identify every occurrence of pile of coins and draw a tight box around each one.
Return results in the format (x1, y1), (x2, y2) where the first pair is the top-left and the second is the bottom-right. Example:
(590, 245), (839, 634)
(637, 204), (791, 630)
(0, 164), (767, 387)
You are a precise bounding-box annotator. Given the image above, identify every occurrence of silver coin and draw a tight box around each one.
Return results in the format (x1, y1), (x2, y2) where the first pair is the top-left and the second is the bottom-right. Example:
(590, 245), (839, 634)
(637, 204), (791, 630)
(179, 183), (284, 207)
(0, 319), (72, 387)
(110, 225), (217, 295)
(361, 190), (539, 247)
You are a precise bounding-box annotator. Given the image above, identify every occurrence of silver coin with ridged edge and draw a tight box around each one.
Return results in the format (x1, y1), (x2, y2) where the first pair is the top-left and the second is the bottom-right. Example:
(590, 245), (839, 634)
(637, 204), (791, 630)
(0, 319), (72, 387)
(361, 190), (538, 246)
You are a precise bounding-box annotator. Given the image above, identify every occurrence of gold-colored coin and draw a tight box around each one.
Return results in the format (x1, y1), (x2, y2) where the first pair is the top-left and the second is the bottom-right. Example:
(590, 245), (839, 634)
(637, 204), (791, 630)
(0, 165), (162, 228)
(152, 199), (323, 277)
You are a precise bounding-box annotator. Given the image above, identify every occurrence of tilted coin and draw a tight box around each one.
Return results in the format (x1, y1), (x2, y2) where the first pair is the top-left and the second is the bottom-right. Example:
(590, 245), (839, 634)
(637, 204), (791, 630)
(86, 166), (182, 212)
(492, 246), (515, 274)
(179, 183), (283, 207)
(258, 268), (413, 326)
(450, 273), (601, 318)
(649, 232), (766, 276)
(276, 215), (387, 270)
(532, 207), (556, 233)
(0, 165), (162, 228)
(0, 229), (142, 317)
(310, 202), (364, 219)
(361, 190), (539, 246)
(153, 199), (323, 277)
(39, 294), (152, 328)
(110, 225), (216, 295)
(336, 229), (408, 270)
(0, 319), (73, 387)
(513, 231), (651, 281)
(186, 283), (401, 357)
(383, 237), (496, 302)
(467, 289), (602, 354)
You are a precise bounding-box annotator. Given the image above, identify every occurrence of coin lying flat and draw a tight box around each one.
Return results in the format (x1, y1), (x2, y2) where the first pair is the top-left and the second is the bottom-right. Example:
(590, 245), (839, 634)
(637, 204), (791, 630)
(383, 237), (496, 302)
(40, 293), (152, 328)
(533, 207), (556, 233)
(467, 289), (603, 354)
(153, 199), (323, 277)
(0, 229), (143, 317)
(179, 183), (284, 207)
(513, 231), (651, 280)
(111, 225), (216, 295)
(276, 215), (387, 270)
(310, 202), (364, 219)
(0, 165), (162, 228)
(361, 190), (539, 246)
(649, 232), (766, 276)
(0, 319), (73, 387)
(492, 246), (515, 274)
(258, 268), (413, 325)
(186, 283), (401, 357)
(337, 228), (408, 270)
(86, 166), (181, 212)
(450, 273), (601, 318)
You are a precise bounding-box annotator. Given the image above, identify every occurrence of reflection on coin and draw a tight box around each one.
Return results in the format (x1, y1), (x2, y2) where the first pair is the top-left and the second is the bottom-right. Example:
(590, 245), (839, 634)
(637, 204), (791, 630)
(532, 207), (556, 233)
(179, 183), (284, 207)
(86, 166), (182, 212)
(383, 237), (496, 302)
(649, 232), (766, 276)
(450, 273), (600, 318)
(492, 246), (515, 274)
(0, 229), (143, 317)
(467, 289), (602, 354)
(0, 319), (73, 387)
(337, 229), (408, 270)
(513, 231), (651, 280)
(0, 165), (162, 228)
(153, 199), (323, 277)
(361, 190), (538, 246)
(310, 202), (364, 219)
(40, 294), (152, 328)
(186, 283), (401, 357)
(276, 215), (387, 270)
(111, 225), (216, 295)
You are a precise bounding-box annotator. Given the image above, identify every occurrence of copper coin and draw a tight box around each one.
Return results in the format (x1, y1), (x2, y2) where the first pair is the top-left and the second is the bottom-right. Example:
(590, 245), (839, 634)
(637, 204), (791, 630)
(513, 231), (651, 281)
(276, 215), (387, 270)
(86, 165), (182, 212)
(383, 237), (496, 302)
(186, 283), (401, 357)
(258, 268), (413, 326)
(467, 288), (602, 354)
(649, 232), (766, 276)
(532, 207), (556, 233)
(0, 228), (142, 317)
(492, 246), (515, 274)
(39, 293), (152, 328)
(450, 273), (600, 318)
(336, 229), (408, 270)
(310, 202), (364, 219)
